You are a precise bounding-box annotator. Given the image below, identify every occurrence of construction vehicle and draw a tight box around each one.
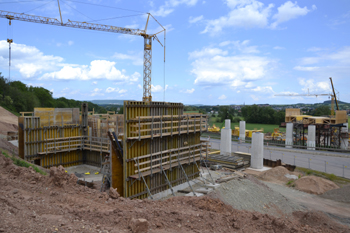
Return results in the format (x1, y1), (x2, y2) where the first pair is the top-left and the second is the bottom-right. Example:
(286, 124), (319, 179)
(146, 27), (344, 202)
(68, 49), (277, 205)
(208, 124), (220, 133)
(232, 127), (263, 138)
(0, 1), (166, 102)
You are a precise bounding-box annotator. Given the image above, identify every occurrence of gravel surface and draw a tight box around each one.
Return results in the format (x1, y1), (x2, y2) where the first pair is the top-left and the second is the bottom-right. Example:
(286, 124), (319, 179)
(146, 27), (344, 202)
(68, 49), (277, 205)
(321, 185), (350, 204)
(210, 175), (306, 217)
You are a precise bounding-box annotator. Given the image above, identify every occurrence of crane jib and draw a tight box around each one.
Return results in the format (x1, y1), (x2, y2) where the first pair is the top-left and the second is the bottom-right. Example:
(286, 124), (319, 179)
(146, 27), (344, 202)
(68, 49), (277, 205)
(0, 10), (145, 36)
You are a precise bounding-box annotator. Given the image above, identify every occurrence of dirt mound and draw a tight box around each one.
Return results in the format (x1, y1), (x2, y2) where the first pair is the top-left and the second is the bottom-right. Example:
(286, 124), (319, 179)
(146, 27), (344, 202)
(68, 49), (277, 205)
(259, 166), (300, 184)
(0, 106), (18, 135)
(0, 152), (348, 232)
(0, 139), (18, 155)
(320, 185), (350, 203)
(48, 165), (78, 187)
(294, 175), (339, 195)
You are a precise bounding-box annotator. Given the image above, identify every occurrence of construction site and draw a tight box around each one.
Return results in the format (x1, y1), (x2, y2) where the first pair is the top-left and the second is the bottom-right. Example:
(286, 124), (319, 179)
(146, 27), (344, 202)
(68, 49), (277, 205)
(1, 1), (350, 233)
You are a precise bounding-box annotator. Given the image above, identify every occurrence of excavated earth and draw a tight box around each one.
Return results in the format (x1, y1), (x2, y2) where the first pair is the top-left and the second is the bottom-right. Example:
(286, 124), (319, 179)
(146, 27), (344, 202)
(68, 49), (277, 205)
(0, 152), (349, 233)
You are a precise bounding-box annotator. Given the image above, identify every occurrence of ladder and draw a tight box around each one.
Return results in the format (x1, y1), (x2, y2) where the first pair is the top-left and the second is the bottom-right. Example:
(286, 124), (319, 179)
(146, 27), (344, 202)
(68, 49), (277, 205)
(100, 155), (111, 192)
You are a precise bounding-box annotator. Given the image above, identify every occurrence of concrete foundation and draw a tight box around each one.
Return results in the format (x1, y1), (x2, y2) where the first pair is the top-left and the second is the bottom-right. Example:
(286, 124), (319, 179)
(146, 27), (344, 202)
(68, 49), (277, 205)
(251, 132), (264, 169)
(307, 125), (316, 150)
(151, 179), (197, 200)
(220, 119), (232, 156)
(285, 123), (293, 149)
(341, 123), (349, 150)
(239, 121), (246, 142)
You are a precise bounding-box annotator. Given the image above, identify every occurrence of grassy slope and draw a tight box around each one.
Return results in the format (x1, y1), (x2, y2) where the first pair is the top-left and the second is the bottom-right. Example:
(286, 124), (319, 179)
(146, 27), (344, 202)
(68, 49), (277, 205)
(209, 117), (285, 133)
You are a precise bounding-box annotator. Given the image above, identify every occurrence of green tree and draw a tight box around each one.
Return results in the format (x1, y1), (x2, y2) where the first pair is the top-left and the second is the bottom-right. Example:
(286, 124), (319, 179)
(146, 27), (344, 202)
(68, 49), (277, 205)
(313, 105), (331, 116)
(218, 106), (235, 122)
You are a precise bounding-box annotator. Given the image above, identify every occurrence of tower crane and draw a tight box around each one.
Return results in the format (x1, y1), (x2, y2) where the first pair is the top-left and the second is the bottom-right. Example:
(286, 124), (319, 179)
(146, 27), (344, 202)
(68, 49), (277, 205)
(275, 77), (339, 116)
(0, 3), (166, 102)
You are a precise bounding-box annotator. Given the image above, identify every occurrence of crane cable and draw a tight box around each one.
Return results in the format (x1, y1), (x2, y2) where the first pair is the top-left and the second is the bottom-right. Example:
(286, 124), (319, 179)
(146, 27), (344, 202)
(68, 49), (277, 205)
(22, 0), (55, 14)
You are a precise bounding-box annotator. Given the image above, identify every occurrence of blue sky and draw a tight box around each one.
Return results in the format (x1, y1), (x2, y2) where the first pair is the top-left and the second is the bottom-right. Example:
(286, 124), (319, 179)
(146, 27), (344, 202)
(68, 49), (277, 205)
(0, 0), (349, 105)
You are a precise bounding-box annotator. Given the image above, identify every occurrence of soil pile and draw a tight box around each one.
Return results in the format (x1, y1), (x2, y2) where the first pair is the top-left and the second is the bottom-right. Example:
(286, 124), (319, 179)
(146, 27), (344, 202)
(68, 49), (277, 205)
(0, 106), (18, 135)
(0, 139), (18, 155)
(294, 175), (339, 195)
(0, 152), (348, 232)
(320, 185), (350, 203)
(259, 166), (300, 184)
(48, 165), (78, 188)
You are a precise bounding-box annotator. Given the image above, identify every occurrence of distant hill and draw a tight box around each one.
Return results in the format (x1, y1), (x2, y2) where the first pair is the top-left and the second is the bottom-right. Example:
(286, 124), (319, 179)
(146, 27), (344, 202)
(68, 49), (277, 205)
(91, 100), (128, 105)
(323, 100), (349, 104)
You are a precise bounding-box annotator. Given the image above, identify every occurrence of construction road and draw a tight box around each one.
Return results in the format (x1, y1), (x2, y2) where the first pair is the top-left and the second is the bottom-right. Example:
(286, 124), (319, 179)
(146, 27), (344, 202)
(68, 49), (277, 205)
(206, 138), (350, 179)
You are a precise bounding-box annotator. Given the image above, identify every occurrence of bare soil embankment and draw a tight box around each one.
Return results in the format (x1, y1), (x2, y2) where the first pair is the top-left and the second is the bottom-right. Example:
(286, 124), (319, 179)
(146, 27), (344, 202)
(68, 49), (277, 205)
(1, 152), (349, 233)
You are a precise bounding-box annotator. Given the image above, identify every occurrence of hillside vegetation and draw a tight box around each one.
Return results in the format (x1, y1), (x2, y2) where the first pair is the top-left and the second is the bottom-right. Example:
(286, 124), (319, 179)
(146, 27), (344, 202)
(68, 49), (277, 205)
(0, 73), (107, 114)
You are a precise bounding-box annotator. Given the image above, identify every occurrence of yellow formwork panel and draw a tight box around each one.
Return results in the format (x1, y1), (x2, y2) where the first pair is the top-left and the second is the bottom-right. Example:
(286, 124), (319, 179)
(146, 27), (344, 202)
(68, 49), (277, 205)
(20, 115), (85, 168)
(120, 101), (202, 199)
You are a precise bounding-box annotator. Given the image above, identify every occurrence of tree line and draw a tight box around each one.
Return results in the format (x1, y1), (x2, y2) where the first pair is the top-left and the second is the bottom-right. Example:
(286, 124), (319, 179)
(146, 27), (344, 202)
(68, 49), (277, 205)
(241, 105), (285, 125)
(0, 73), (108, 115)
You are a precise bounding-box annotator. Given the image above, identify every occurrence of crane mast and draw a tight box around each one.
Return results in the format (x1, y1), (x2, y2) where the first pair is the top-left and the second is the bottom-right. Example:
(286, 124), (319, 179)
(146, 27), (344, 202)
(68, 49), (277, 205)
(0, 9), (165, 102)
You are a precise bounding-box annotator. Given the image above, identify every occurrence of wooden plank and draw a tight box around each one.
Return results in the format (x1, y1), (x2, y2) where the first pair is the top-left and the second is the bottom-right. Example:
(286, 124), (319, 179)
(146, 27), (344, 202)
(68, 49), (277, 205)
(134, 148), (204, 166)
(129, 143), (209, 161)
(129, 119), (207, 127)
(136, 154), (200, 173)
(127, 129), (207, 140)
(129, 124), (205, 133)
(130, 157), (201, 178)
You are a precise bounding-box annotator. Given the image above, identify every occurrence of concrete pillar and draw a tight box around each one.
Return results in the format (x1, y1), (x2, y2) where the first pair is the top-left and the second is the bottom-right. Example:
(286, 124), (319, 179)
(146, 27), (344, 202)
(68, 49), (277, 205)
(341, 123), (349, 150)
(307, 125), (316, 150)
(251, 132), (264, 169)
(285, 123), (293, 149)
(220, 119), (232, 156)
(239, 121), (246, 142)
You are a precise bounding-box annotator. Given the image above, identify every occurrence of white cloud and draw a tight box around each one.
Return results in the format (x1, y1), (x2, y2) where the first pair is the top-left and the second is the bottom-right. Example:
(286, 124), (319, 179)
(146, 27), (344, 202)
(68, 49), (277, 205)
(190, 45), (273, 88)
(219, 40), (259, 54)
(91, 88), (104, 97)
(300, 47), (350, 65)
(137, 84), (142, 89)
(188, 47), (228, 59)
(105, 87), (128, 94)
(298, 78), (331, 93)
(307, 47), (323, 52)
(202, 0), (315, 34)
(294, 66), (319, 71)
(152, 84), (164, 92)
(112, 52), (143, 66)
(0, 40), (139, 82)
(202, 0), (274, 34)
(152, 0), (199, 17)
(218, 94), (227, 100)
(271, 1), (315, 29)
(182, 88), (195, 94)
(273, 46), (285, 50)
(40, 60), (140, 82)
(68, 41), (74, 46)
(0, 40), (63, 78)
(250, 94), (260, 101)
(189, 15), (204, 23)
(92, 81), (98, 85)
(252, 86), (274, 93)
(106, 87), (117, 93)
